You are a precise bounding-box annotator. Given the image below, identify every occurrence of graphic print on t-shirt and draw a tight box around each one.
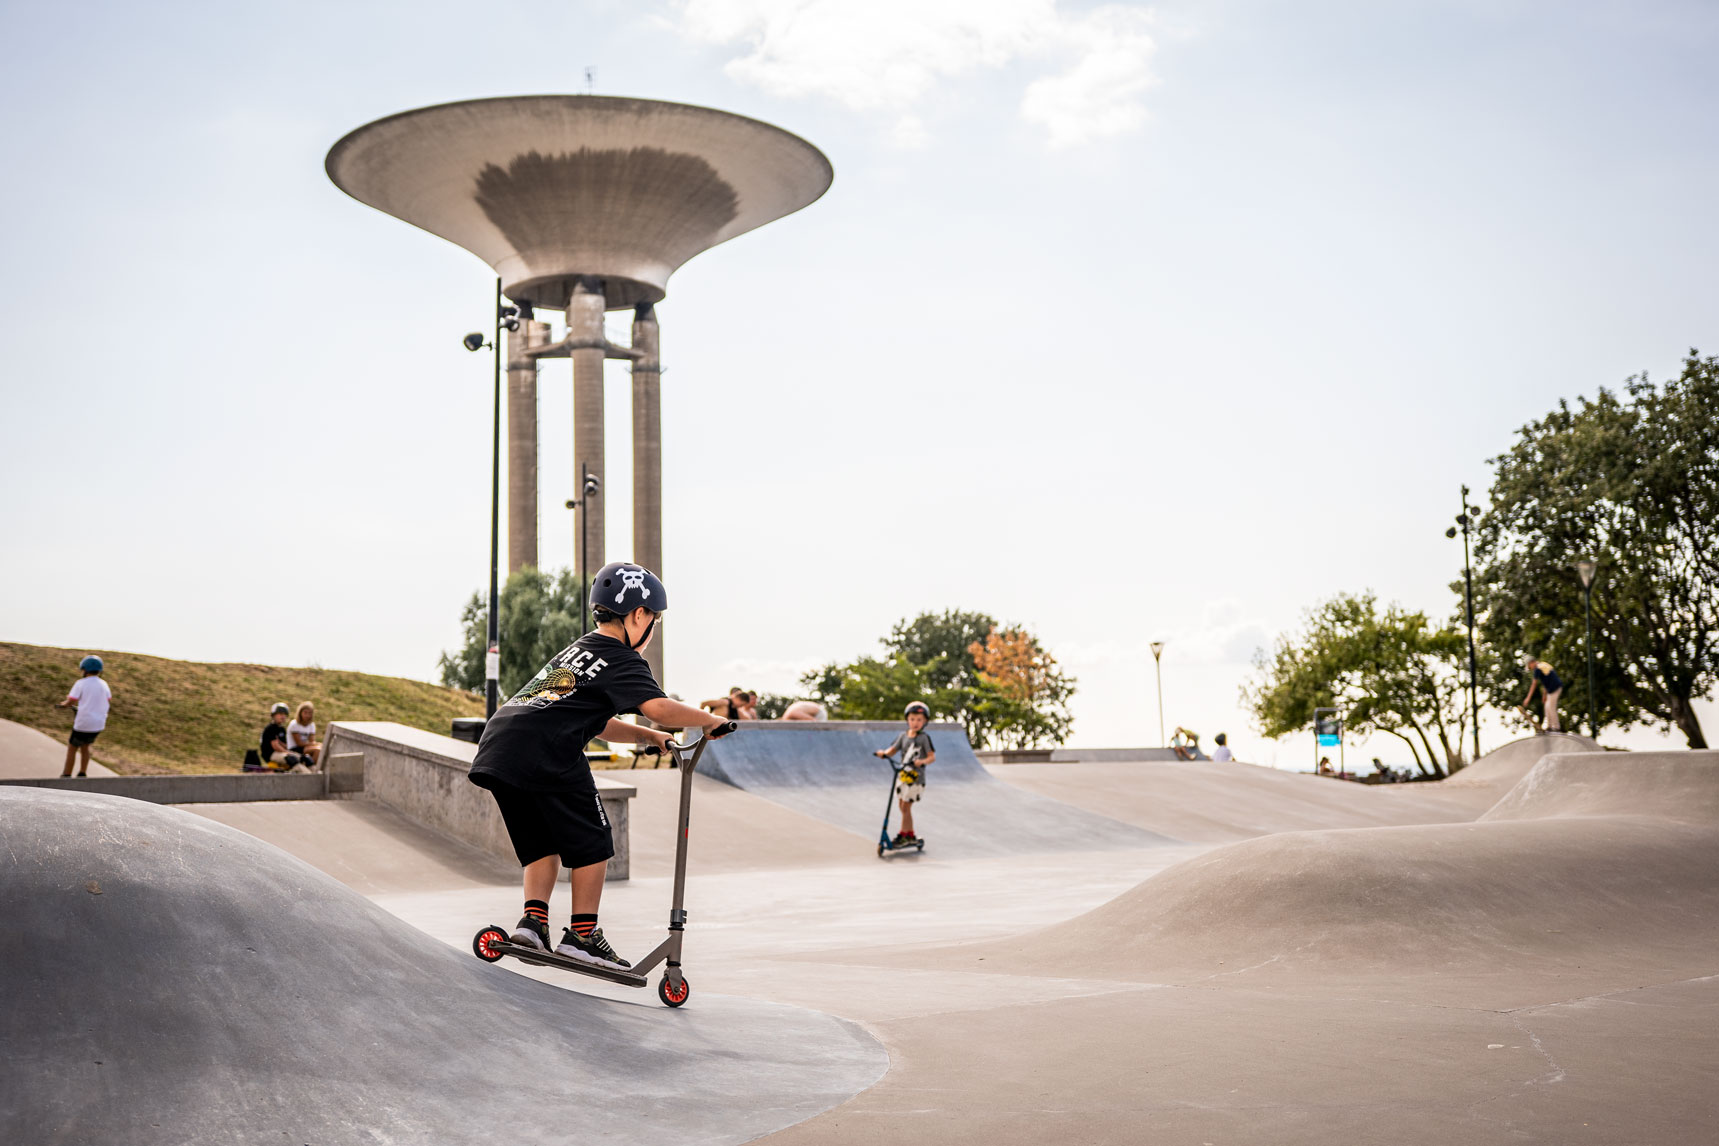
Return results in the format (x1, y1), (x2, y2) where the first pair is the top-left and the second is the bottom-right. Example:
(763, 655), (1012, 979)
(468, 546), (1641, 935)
(508, 646), (613, 710)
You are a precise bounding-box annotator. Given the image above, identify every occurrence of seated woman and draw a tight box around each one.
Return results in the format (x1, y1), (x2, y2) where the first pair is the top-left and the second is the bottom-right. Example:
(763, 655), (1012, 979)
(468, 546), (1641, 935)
(700, 688), (758, 721)
(286, 701), (322, 767)
(1169, 726), (1200, 761)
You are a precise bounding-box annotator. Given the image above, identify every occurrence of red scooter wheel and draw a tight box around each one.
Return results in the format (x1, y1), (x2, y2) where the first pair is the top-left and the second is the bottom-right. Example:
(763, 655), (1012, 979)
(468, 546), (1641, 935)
(658, 974), (690, 1007)
(472, 925), (509, 963)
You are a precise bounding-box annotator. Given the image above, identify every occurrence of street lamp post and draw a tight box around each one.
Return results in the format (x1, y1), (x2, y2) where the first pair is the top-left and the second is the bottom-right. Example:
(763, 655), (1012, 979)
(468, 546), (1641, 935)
(1575, 558), (1598, 739)
(564, 464), (601, 633)
(463, 279), (520, 718)
(1150, 641), (1166, 749)
(1445, 485), (1482, 763)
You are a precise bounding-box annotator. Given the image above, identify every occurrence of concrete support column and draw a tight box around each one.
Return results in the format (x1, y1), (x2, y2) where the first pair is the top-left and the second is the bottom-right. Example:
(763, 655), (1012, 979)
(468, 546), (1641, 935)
(631, 303), (664, 686)
(569, 278), (607, 591)
(506, 318), (549, 574)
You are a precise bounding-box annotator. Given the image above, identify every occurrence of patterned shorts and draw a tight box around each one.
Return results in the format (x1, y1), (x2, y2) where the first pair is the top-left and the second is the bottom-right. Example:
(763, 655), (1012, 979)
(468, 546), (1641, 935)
(894, 768), (924, 804)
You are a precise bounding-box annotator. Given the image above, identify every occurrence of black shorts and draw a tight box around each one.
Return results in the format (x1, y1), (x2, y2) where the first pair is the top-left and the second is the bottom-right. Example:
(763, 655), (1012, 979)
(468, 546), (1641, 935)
(483, 780), (615, 869)
(69, 730), (101, 748)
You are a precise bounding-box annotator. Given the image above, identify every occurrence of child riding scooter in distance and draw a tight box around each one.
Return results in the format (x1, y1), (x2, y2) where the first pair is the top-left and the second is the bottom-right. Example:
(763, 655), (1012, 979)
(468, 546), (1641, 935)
(468, 561), (734, 972)
(875, 701), (936, 847)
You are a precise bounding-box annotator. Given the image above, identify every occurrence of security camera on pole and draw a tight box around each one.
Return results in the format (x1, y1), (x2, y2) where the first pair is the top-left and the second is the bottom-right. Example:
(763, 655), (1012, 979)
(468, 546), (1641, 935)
(565, 467), (601, 634)
(462, 280), (521, 718)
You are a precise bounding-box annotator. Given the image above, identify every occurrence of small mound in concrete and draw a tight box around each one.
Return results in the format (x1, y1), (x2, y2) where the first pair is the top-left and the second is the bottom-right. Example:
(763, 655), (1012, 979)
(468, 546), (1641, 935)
(0, 788), (885, 1146)
(1482, 750), (1719, 823)
(955, 751), (1719, 1000)
(1440, 731), (1599, 789)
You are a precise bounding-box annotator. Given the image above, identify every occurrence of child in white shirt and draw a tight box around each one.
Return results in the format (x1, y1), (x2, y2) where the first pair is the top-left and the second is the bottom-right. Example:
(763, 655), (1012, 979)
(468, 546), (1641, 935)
(56, 655), (112, 778)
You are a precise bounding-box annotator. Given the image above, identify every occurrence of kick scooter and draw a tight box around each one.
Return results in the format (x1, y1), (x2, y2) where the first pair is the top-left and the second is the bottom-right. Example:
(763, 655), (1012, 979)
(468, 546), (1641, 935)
(876, 754), (927, 859)
(470, 721), (737, 1008)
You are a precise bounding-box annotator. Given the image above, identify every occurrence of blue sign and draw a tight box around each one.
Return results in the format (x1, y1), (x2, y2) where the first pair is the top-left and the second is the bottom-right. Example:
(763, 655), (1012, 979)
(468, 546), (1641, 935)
(1317, 733), (1341, 747)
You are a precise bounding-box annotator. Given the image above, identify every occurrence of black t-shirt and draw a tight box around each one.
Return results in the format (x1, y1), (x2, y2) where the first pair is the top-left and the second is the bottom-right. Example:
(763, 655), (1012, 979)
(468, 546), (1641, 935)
(261, 722), (287, 758)
(469, 632), (666, 792)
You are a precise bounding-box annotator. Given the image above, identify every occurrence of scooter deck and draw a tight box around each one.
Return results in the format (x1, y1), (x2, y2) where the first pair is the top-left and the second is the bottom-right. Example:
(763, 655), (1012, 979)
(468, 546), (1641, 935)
(877, 840), (927, 857)
(493, 938), (648, 988)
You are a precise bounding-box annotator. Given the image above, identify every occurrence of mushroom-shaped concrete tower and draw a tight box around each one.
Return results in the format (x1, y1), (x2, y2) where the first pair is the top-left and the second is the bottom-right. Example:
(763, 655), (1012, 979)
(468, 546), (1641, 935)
(327, 96), (831, 682)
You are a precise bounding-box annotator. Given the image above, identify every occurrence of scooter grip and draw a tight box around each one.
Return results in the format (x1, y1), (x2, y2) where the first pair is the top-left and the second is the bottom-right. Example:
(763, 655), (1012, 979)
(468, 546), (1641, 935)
(709, 720), (739, 739)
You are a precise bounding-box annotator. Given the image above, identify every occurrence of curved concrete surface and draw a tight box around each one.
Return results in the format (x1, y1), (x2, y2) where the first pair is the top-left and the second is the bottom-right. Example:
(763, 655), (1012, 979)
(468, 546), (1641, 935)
(1481, 749), (1719, 822)
(990, 734), (1602, 840)
(762, 750), (1719, 1144)
(1440, 731), (1600, 789)
(700, 721), (1172, 857)
(0, 788), (886, 1146)
(55, 736), (1717, 1143)
(991, 757), (1489, 841)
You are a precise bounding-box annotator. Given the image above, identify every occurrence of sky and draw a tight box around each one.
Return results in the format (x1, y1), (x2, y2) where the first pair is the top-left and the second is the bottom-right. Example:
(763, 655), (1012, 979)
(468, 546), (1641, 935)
(2, 0), (1716, 767)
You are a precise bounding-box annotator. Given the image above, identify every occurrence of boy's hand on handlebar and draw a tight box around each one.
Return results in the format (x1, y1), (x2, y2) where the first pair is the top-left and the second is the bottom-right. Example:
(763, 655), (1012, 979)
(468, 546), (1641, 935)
(706, 719), (738, 739)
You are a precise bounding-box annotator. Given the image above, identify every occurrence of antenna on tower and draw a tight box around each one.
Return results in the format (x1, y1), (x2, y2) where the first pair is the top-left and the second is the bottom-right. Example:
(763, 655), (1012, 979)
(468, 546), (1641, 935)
(584, 67), (597, 95)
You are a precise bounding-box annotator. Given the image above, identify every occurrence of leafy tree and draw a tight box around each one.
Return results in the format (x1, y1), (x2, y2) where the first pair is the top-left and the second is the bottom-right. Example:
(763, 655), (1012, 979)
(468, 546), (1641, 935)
(440, 567), (589, 698)
(968, 626), (1076, 749)
(801, 611), (1076, 749)
(1244, 593), (1472, 776)
(1470, 351), (1718, 747)
(884, 610), (996, 690)
(752, 692), (794, 720)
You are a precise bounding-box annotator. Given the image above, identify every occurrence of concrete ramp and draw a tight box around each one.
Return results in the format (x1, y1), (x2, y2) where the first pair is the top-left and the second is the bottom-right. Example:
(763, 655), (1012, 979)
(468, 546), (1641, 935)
(1482, 749), (1719, 823)
(700, 722), (1171, 857)
(0, 788), (885, 1145)
(951, 748), (1719, 1007)
(1440, 731), (1600, 790)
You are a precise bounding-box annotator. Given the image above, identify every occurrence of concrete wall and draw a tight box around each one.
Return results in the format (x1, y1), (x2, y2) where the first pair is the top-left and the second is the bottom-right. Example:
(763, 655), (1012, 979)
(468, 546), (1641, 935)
(1048, 747), (1208, 763)
(0, 773), (327, 803)
(321, 722), (635, 881)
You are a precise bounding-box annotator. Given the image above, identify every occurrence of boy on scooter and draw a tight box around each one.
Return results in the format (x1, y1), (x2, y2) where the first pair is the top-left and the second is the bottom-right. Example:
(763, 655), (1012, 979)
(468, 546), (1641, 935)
(468, 561), (733, 972)
(875, 701), (936, 847)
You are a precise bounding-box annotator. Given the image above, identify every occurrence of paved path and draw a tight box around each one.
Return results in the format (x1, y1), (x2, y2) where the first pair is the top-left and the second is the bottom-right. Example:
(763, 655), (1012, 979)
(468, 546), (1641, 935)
(0, 718), (116, 778)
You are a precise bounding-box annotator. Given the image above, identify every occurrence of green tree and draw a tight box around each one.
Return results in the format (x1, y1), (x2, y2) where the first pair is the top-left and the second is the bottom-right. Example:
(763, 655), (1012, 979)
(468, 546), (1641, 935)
(752, 692), (794, 720)
(801, 611), (1076, 749)
(1244, 593), (1473, 776)
(439, 567), (589, 698)
(884, 610), (996, 690)
(1471, 351), (1718, 747)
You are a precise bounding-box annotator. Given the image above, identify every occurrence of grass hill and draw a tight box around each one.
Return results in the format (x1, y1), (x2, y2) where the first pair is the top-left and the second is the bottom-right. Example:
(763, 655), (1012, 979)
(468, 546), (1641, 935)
(1, 642), (484, 775)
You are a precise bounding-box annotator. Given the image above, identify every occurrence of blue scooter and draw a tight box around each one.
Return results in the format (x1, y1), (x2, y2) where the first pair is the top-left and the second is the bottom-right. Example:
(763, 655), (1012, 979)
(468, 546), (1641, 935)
(875, 751), (927, 859)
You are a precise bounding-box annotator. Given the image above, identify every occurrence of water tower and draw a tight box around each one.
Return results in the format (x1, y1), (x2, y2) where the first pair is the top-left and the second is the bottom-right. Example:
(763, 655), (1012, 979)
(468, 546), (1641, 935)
(327, 96), (832, 683)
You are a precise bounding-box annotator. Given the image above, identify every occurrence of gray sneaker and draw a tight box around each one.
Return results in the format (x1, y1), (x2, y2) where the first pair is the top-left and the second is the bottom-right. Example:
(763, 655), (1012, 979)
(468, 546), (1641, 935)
(555, 926), (631, 970)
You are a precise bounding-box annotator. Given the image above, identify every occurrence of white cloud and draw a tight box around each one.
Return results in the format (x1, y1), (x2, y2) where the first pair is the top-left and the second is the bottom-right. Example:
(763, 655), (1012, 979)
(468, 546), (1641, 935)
(1020, 6), (1157, 148)
(671, 0), (1158, 147)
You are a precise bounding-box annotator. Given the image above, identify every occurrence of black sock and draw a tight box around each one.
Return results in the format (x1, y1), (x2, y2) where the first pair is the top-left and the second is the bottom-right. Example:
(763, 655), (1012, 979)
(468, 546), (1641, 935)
(523, 900), (549, 927)
(569, 912), (597, 938)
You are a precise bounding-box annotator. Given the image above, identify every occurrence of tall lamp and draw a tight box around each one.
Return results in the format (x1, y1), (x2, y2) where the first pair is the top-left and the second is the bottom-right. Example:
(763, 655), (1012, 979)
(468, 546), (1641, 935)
(1445, 484), (1482, 763)
(1575, 558), (1598, 738)
(1150, 641), (1166, 749)
(463, 279), (520, 717)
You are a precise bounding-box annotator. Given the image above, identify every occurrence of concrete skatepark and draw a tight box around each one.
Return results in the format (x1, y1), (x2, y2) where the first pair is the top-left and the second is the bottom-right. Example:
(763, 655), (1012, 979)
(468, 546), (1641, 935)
(5, 724), (1717, 1143)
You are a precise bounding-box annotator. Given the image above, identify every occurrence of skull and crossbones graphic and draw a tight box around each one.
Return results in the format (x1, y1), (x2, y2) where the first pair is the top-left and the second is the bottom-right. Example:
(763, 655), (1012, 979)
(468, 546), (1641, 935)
(615, 567), (650, 604)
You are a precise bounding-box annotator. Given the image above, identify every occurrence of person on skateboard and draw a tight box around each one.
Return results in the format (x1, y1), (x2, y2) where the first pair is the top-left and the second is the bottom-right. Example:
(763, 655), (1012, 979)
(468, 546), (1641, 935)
(875, 701), (936, 847)
(468, 561), (732, 972)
